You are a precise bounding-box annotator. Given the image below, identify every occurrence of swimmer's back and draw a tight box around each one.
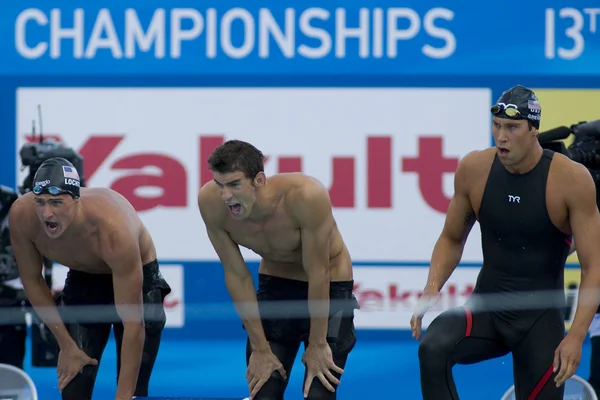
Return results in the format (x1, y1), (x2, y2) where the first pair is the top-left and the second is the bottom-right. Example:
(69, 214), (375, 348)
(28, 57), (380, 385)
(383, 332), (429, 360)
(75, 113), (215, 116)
(199, 172), (353, 282)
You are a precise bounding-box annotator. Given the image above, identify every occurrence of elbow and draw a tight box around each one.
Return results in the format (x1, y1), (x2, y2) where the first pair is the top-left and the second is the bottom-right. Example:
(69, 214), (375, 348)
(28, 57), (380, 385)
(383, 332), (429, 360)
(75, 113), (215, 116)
(224, 268), (252, 284)
(438, 232), (467, 249)
(123, 320), (145, 340)
(22, 275), (48, 293)
(307, 266), (330, 284)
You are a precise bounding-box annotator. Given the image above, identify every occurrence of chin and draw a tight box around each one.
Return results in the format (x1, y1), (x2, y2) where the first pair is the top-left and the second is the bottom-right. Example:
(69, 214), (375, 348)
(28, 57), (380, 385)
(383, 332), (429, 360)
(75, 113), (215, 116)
(232, 211), (250, 220)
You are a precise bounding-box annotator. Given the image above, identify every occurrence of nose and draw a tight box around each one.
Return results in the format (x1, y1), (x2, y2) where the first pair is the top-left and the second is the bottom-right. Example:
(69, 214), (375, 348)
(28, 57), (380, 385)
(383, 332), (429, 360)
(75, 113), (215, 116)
(42, 205), (54, 220)
(496, 129), (508, 143)
(221, 187), (233, 202)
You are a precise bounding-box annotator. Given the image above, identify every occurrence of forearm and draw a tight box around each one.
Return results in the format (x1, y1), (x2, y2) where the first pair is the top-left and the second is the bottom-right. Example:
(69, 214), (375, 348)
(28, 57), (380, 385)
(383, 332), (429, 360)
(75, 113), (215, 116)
(116, 323), (144, 398)
(23, 277), (75, 350)
(225, 272), (270, 352)
(425, 236), (465, 292)
(570, 266), (600, 340)
(307, 274), (330, 345)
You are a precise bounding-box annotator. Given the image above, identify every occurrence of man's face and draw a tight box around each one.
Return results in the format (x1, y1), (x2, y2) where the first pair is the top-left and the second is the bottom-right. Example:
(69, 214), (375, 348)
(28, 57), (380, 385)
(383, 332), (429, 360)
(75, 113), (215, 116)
(492, 117), (538, 168)
(34, 194), (77, 239)
(213, 171), (264, 220)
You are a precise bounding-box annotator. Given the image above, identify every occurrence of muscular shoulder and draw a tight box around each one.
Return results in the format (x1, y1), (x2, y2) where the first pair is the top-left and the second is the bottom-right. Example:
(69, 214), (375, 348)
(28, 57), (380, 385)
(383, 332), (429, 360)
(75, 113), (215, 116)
(197, 181), (228, 228)
(550, 152), (596, 198)
(550, 152), (591, 181)
(8, 193), (37, 236)
(454, 148), (495, 192)
(281, 174), (332, 222)
(82, 188), (140, 234)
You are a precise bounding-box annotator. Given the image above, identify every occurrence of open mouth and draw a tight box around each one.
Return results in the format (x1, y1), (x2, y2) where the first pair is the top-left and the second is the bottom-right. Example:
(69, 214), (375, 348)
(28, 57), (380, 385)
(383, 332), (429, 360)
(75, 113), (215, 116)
(498, 147), (510, 156)
(227, 203), (242, 216)
(45, 221), (59, 233)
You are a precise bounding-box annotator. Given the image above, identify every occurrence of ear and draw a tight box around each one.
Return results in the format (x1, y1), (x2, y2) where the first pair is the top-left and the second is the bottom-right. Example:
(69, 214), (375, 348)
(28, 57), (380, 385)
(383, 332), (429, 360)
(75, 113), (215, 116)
(254, 172), (266, 187)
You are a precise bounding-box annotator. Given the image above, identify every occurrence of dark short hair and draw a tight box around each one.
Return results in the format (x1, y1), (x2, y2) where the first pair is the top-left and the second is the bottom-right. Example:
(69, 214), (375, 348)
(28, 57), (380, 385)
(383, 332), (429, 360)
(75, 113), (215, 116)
(207, 140), (265, 179)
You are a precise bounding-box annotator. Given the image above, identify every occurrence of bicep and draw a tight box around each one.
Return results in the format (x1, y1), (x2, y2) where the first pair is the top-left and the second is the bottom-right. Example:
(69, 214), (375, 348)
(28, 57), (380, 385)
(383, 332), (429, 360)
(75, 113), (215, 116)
(206, 228), (249, 279)
(567, 170), (600, 268)
(301, 216), (333, 265)
(102, 233), (144, 321)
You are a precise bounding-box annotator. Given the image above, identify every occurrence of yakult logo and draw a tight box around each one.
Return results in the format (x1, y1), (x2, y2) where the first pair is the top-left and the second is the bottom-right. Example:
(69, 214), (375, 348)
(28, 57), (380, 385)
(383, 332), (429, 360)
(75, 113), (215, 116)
(24, 134), (459, 214)
(353, 281), (474, 312)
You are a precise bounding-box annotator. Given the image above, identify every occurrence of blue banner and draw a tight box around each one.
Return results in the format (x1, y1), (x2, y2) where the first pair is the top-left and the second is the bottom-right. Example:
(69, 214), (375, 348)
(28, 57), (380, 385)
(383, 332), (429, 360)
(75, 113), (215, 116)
(1, 0), (599, 75)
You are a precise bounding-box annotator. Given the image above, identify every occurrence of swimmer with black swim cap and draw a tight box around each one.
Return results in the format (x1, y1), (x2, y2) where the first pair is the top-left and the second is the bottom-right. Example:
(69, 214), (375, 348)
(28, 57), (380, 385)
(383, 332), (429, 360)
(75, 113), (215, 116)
(31, 157), (81, 238)
(411, 85), (600, 399)
(8, 158), (171, 399)
(490, 85), (542, 164)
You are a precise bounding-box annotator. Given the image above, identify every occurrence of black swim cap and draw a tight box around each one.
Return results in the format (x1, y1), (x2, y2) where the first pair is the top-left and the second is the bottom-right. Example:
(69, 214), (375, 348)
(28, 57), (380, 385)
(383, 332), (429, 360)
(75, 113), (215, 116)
(32, 157), (81, 198)
(491, 85), (541, 129)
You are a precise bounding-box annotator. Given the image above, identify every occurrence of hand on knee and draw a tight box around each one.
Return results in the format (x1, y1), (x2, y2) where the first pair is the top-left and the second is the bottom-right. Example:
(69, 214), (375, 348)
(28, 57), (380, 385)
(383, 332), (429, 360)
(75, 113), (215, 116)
(250, 377), (286, 400)
(304, 377), (340, 400)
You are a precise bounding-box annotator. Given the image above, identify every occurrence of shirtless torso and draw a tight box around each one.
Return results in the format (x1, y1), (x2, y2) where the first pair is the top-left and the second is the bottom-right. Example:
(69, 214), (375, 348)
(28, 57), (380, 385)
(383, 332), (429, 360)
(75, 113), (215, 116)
(12, 187), (156, 274)
(200, 173), (353, 282)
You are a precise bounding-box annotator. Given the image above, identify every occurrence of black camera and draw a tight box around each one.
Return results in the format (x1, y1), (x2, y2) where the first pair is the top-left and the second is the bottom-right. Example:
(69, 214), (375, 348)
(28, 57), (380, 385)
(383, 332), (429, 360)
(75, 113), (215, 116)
(19, 138), (85, 195)
(538, 120), (600, 206)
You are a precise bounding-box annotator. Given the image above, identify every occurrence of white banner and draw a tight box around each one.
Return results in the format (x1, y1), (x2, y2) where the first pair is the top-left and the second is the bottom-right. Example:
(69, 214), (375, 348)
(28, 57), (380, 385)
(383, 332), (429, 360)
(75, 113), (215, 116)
(17, 87), (492, 262)
(353, 266), (480, 329)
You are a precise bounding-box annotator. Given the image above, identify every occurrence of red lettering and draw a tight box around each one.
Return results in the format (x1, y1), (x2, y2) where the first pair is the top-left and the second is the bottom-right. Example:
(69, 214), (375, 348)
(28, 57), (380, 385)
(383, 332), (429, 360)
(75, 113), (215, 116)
(110, 154), (187, 212)
(78, 135), (124, 182)
(461, 285), (474, 298)
(447, 284), (457, 308)
(367, 136), (391, 208)
(329, 158), (355, 208)
(24, 135), (124, 182)
(353, 284), (384, 311)
(164, 296), (179, 309)
(388, 284), (411, 310)
(278, 157), (302, 173)
(402, 137), (459, 213)
(359, 290), (384, 311)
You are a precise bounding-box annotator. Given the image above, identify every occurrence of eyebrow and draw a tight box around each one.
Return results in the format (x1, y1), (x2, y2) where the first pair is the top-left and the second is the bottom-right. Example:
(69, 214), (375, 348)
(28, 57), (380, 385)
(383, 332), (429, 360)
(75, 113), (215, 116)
(214, 179), (241, 186)
(34, 197), (63, 203)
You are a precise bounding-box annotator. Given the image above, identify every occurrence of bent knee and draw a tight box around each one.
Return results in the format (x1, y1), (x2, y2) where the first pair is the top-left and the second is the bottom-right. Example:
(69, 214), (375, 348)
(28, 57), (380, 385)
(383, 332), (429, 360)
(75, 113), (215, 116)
(253, 395), (283, 400)
(418, 331), (452, 362)
(305, 387), (338, 400)
(252, 379), (286, 400)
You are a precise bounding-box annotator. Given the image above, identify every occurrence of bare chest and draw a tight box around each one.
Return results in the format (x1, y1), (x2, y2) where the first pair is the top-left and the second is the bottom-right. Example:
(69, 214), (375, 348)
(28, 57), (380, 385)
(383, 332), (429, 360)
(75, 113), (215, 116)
(33, 234), (109, 273)
(226, 216), (301, 262)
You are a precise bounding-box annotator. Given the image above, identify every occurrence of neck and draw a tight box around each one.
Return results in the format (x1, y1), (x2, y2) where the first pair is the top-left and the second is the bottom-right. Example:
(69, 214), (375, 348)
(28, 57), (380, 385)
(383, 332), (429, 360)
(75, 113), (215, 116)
(63, 201), (85, 237)
(247, 185), (276, 220)
(504, 143), (543, 174)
